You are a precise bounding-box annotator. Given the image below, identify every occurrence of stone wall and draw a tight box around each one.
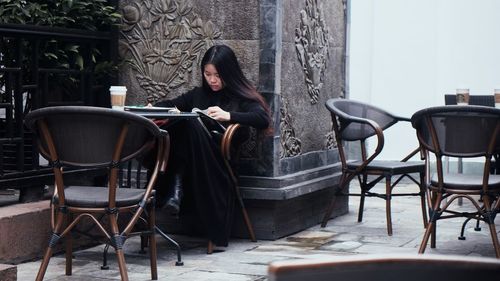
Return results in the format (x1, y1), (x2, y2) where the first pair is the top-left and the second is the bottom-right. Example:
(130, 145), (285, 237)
(271, 0), (346, 177)
(118, 0), (261, 105)
(117, 0), (346, 175)
(117, 0), (348, 239)
(281, 0), (345, 155)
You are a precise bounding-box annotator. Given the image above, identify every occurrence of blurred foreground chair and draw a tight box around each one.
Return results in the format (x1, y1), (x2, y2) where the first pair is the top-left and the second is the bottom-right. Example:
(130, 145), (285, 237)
(268, 254), (500, 281)
(25, 106), (169, 281)
(411, 105), (500, 258)
(321, 99), (427, 235)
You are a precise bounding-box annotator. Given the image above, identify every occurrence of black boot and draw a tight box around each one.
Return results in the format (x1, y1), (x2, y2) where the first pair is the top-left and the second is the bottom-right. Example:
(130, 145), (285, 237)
(164, 174), (183, 215)
(153, 174), (169, 209)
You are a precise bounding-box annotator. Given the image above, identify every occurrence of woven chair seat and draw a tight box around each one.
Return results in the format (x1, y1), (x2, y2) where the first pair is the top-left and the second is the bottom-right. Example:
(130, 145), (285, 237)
(348, 160), (424, 174)
(430, 173), (500, 190)
(53, 186), (154, 208)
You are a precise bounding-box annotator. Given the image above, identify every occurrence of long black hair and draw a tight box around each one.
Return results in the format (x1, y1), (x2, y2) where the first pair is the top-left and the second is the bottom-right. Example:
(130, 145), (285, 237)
(200, 44), (272, 133)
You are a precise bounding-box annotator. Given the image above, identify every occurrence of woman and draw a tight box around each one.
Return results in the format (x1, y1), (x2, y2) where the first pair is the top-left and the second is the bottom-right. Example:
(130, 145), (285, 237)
(153, 44), (271, 248)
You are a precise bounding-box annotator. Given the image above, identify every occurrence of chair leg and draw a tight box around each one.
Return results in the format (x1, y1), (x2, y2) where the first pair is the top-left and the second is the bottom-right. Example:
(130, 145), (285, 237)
(486, 221), (500, 258)
(207, 240), (214, 255)
(240, 204), (256, 242)
(35, 247), (55, 281)
(357, 190), (366, 223)
(65, 214), (73, 276)
(36, 211), (66, 281)
(109, 214), (129, 281)
(418, 222), (434, 254)
(140, 235), (148, 254)
(419, 172), (428, 228)
(430, 222), (437, 248)
(322, 175), (349, 227)
(385, 177), (393, 236)
(321, 196), (338, 227)
(429, 193), (440, 249)
(155, 226), (183, 266)
(115, 249), (129, 281)
(148, 206), (158, 280)
(65, 233), (73, 276)
(101, 244), (110, 270)
(231, 170), (257, 242)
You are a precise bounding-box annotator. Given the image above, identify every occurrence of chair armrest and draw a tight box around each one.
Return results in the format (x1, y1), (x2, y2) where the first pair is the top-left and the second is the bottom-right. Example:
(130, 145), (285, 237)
(221, 123), (242, 161)
(158, 131), (170, 173)
(338, 116), (385, 172)
(352, 117), (385, 162)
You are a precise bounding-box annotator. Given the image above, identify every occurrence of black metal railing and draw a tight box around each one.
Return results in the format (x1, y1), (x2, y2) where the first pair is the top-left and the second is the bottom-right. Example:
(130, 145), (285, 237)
(0, 23), (117, 202)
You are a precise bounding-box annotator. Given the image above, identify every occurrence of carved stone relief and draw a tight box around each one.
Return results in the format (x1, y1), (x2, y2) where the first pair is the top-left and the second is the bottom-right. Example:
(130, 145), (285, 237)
(295, 0), (330, 104)
(239, 127), (258, 159)
(119, 0), (222, 102)
(325, 129), (336, 150)
(279, 95), (302, 158)
(325, 89), (343, 149)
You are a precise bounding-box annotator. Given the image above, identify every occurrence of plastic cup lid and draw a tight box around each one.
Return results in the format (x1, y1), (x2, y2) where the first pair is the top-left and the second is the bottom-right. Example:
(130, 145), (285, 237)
(109, 86), (127, 92)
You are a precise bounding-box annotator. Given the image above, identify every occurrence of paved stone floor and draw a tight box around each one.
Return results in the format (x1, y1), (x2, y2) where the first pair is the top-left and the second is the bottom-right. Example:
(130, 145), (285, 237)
(17, 183), (499, 280)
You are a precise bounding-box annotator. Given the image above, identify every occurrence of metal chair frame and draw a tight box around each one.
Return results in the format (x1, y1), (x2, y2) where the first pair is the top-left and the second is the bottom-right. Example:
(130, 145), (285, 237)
(411, 105), (500, 258)
(322, 98), (428, 236)
(207, 123), (256, 254)
(25, 106), (169, 280)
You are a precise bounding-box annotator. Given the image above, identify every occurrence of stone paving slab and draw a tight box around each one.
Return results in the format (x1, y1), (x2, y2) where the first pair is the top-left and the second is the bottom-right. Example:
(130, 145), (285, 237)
(16, 184), (499, 280)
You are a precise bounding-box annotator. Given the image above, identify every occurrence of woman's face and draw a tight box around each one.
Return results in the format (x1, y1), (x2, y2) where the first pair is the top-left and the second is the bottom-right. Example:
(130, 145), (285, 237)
(203, 64), (223, 92)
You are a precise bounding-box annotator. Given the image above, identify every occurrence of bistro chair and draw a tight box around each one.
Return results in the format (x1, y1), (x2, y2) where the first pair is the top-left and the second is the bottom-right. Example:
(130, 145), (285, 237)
(25, 106), (169, 281)
(268, 254), (500, 281)
(411, 105), (500, 258)
(322, 98), (428, 235)
(206, 123), (256, 254)
(444, 94), (498, 238)
(444, 94), (497, 176)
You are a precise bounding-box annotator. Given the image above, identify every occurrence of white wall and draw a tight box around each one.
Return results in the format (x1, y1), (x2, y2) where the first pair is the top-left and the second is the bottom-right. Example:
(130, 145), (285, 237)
(349, 0), (500, 160)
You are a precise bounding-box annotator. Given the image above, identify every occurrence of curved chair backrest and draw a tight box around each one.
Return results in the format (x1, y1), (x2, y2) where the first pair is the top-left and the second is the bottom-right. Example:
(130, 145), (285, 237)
(411, 105), (500, 158)
(27, 106), (167, 281)
(326, 98), (400, 141)
(268, 254), (500, 281)
(25, 106), (163, 168)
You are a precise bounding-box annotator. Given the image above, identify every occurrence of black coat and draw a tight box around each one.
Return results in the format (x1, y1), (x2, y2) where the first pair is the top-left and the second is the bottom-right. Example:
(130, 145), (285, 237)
(154, 87), (268, 246)
(155, 87), (269, 129)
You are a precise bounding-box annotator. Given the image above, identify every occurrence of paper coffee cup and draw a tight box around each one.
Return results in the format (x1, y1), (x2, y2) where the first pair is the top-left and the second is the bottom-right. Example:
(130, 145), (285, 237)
(456, 88), (469, 105)
(110, 86), (127, 110)
(495, 89), (500, 108)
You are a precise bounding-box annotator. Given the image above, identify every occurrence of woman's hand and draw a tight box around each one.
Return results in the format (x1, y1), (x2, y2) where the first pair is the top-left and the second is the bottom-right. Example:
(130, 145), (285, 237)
(207, 106), (230, 121)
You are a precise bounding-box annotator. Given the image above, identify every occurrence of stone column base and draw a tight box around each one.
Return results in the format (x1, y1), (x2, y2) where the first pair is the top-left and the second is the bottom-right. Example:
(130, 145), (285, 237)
(157, 164), (347, 240)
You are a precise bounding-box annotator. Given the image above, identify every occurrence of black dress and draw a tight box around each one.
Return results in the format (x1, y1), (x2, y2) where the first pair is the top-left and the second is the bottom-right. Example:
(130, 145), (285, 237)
(155, 87), (269, 246)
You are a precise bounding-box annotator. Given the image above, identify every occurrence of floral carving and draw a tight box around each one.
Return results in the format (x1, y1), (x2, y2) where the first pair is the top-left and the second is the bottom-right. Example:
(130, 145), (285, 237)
(295, 0), (330, 104)
(239, 127), (258, 159)
(119, 0), (222, 102)
(325, 130), (336, 150)
(279, 96), (302, 158)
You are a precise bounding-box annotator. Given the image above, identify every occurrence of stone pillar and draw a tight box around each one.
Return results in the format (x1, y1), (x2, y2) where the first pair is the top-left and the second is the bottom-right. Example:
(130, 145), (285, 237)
(117, 0), (347, 239)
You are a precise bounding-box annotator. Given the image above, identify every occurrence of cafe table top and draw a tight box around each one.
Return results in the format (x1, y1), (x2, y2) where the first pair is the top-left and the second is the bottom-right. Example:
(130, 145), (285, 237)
(124, 106), (199, 119)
